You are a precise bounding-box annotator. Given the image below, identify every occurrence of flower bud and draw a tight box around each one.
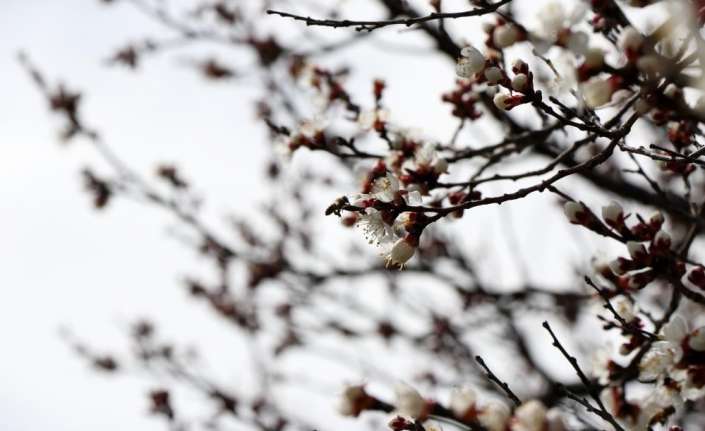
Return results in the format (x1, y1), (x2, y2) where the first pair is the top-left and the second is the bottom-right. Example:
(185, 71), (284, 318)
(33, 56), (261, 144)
(513, 400), (547, 431)
(337, 385), (369, 417)
(689, 326), (705, 351)
(385, 237), (416, 269)
(652, 230), (672, 251)
(627, 241), (648, 260)
(619, 26), (643, 54)
(394, 383), (425, 418)
(493, 24), (519, 48)
(601, 201), (623, 226)
(511, 73), (529, 91)
(563, 201), (587, 224)
(449, 386), (476, 418)
(582, 78), (614, 108)
(484, 66), (503, 85)
(478, 401), (510, 431)
(687, 267), (705, 289)
(494, 93), (510, 110)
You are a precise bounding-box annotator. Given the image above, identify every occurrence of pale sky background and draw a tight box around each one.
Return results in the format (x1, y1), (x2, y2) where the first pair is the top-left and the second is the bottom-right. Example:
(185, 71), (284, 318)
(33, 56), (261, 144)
(1, 1), (675, 430)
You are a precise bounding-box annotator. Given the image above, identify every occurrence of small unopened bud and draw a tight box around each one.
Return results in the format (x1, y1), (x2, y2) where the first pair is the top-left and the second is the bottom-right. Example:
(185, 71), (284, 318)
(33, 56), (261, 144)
(687, 267), (705, 289)
(512, 59), (528, 73)
(493, 24), (519, 48)
(609, 257), (633, 276)
(337, 385), (370, 417)
(432, 157), (448, 174)
(652, 230), (672, 251)
(484, 66), (503, 85)
(649, 212), (664, 228)
(511, 73), (529, 91)
(689, 326), (705, 351)
(564, 201), (587, 224)
(627, 241), (648, 260)
(601, 201), (624, 226)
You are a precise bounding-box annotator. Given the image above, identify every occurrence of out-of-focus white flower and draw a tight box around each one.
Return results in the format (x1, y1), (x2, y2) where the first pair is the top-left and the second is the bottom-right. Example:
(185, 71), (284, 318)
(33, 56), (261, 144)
(456, 46), (486, 78)
(493, 24), (520, 48)
(566, 31), (588, 55)
(581, 78), (614, 108)
(533, 2), (586, 43)
(337, 384), (367, 417)
(298, 116), (328, 138)
(358, 108), (389, 130)
(637, 55), (665, 78)
(371, 173), (399, 203)
(612, 296), (636, 322)
(494, 93), (510, 110)
(511, 73), (529, 91)
(663, 315), (689, 343)
(484, 66), (503, 85)
(394, 383), (425, 418)
(563, 201), (586, 224)
(591, 346), (614, 385)
(478, 401), (510, 431)
(449, 386), (476, 418)
(511, 400), (547, 431)
(619, 26), (644, 53)
(583, 47), (604, 69)
(545, 408), (566, 431)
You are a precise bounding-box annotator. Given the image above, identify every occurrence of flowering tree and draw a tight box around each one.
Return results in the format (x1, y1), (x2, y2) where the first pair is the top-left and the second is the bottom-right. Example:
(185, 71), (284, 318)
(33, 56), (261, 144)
(22, 0), (705, 430)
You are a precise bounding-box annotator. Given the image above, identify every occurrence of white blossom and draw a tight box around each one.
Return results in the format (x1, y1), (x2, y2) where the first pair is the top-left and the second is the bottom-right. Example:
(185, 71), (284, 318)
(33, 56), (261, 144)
(456, 46), (486, 78)
(356, 208), (392, 245)
(493, 24), (520, 48)
(627, 241), (647, 260)
(337, 384), (366, 417)
(384, 238), (416, 269)
(449, 386), (476, 417)
(581, 78), (613, 108)
(371, 173), (399, 203)
(619, 26), (644, 53)
(689, 326), (705, 351)
(563, 201), (585, 223)
(394, 383), (425, 418)
(601, 201), (623, 224)
(512, 400), (547, 431)
(493, 93), (510, 110)
(478, 401), (510, 431)
(484, 67), (503, 85)
(511, 74), (529, 92)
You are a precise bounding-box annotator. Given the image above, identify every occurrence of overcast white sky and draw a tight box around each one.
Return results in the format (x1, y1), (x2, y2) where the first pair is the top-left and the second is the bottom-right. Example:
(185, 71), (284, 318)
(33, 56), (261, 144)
(1, 0), (665, 429)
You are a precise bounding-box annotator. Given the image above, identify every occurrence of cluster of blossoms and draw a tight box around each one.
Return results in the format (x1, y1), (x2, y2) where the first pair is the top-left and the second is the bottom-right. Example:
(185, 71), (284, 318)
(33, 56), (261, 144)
(338, 383), (567, 431)
(563, 199), (705, 427)
(346, 134), (452, 268)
